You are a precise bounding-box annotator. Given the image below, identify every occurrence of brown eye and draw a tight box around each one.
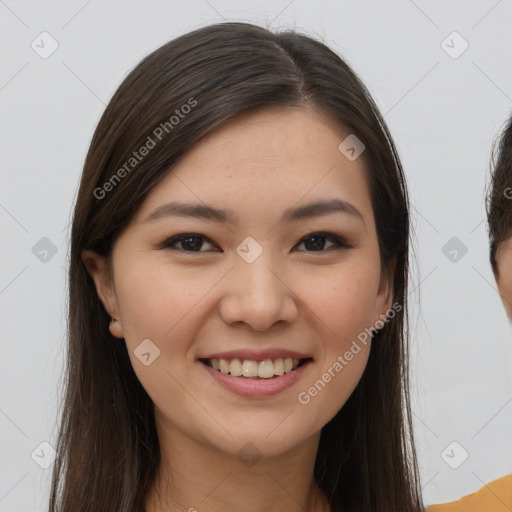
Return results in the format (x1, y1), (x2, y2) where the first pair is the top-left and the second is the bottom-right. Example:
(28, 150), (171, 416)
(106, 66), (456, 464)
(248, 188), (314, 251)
(159, 233), (218, 252)
(295, 232), (351, 252)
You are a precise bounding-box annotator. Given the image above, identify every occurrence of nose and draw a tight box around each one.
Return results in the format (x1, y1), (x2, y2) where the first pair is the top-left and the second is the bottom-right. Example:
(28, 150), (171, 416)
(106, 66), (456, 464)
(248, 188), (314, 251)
(218, 250), (298, 332)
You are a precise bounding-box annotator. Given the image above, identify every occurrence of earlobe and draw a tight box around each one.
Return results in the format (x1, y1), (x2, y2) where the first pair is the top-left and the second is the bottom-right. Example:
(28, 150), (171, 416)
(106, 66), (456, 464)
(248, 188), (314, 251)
(81, 249), (123, 338)
(108, 316), (124, 339)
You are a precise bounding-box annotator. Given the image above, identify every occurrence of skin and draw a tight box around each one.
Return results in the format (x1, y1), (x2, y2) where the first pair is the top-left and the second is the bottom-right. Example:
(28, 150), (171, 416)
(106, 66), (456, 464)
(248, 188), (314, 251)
(495, 236), (512, 321)
(82, 106), (394, 512)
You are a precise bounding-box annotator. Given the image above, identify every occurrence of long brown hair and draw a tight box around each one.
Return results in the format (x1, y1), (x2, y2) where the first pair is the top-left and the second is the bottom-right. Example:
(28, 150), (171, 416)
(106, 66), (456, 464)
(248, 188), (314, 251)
(49, 21), (425, 512)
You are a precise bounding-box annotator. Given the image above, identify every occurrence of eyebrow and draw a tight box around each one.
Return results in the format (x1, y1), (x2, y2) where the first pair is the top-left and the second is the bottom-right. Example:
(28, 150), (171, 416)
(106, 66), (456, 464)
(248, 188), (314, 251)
(142, 198), (366, 227)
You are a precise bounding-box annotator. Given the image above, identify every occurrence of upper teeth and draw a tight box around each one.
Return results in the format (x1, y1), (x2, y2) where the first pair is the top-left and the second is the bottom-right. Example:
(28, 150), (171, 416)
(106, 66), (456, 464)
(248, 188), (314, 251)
(209, 357), (301, 378)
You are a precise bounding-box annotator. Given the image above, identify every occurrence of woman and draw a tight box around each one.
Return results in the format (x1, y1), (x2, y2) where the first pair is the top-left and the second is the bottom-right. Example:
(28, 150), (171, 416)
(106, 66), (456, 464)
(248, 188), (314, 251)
(48, 22), (425, 511)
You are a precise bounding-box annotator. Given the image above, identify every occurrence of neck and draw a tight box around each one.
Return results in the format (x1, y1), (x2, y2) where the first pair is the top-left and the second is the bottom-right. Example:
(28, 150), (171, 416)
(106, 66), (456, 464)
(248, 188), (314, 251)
(144, 415), (330, 512)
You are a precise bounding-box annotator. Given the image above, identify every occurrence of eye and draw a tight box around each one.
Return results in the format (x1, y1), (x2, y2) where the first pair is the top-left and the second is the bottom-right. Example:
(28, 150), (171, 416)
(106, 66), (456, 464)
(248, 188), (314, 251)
(158, 233), (218, 252)
(294, 232), (351, 252)
(158, 232), (350, 253)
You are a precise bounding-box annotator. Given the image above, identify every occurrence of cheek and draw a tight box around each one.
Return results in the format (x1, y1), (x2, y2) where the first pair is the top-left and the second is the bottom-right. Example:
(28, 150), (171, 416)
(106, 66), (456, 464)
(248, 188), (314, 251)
(113, 257), (211, 410)
(292, 260), (379, 423)
(301, 259), (381, 339)
(115, 255), (204, 339)
(496, 248), (512, 319)
(497, 271), (512, 319)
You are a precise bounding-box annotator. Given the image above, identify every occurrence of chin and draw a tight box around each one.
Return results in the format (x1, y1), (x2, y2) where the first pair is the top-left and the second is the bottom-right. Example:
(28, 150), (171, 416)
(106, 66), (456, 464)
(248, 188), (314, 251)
(207, 424), (314, 461)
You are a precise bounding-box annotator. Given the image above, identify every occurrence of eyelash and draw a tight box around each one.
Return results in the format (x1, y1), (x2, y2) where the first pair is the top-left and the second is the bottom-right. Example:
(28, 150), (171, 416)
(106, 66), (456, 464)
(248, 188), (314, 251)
(158, 232), (351, 253)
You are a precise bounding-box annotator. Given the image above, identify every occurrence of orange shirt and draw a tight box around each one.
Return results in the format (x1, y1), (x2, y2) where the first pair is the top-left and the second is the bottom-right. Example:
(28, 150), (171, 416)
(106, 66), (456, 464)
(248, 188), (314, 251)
(426, 474), (512, 512)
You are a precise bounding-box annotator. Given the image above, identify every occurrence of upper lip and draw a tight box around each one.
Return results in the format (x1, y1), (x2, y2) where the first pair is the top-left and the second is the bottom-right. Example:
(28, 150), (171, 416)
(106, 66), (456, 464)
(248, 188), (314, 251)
(198, 349), (313, 361)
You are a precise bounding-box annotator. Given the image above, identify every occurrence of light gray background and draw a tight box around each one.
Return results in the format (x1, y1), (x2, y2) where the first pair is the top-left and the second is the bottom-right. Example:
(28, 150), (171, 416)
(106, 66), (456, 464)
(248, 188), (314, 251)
(1, 1), (512, 510)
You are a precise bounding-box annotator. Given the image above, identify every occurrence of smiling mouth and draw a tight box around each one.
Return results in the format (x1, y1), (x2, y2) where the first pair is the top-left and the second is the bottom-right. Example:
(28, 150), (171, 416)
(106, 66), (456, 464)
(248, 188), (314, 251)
(199, 357), (313, 379)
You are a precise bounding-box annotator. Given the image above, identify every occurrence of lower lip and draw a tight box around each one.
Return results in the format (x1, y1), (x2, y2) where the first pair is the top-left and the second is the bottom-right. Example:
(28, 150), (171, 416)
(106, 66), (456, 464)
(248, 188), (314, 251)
(200, 360), (312, 398)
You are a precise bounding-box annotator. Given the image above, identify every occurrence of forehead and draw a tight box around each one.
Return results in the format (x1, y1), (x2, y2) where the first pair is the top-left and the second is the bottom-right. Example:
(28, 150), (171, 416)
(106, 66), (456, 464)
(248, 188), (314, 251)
(132, 106), (374, 228)
(178, 106), (353, 171)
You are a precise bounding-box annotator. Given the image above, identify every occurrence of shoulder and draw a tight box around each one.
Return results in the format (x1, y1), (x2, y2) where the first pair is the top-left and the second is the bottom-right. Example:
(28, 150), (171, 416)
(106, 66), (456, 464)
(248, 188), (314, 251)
(426, 474), (512, 512)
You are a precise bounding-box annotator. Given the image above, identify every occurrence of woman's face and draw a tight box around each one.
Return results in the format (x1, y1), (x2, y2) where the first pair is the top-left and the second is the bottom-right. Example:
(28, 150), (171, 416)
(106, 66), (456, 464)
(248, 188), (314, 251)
(83, 106), (393, 458)
(495, 237), (512, 321)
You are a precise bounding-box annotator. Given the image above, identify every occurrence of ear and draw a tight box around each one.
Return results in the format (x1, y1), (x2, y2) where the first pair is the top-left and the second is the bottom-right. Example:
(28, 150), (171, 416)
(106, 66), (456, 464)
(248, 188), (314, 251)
(374, 255), (396, 326)
(81, 249), (124, 338)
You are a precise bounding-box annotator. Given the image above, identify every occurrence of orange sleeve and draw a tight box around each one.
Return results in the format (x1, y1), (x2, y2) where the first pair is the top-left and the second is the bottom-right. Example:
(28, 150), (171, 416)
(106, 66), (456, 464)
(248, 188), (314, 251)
(426, 474), (512, 512)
